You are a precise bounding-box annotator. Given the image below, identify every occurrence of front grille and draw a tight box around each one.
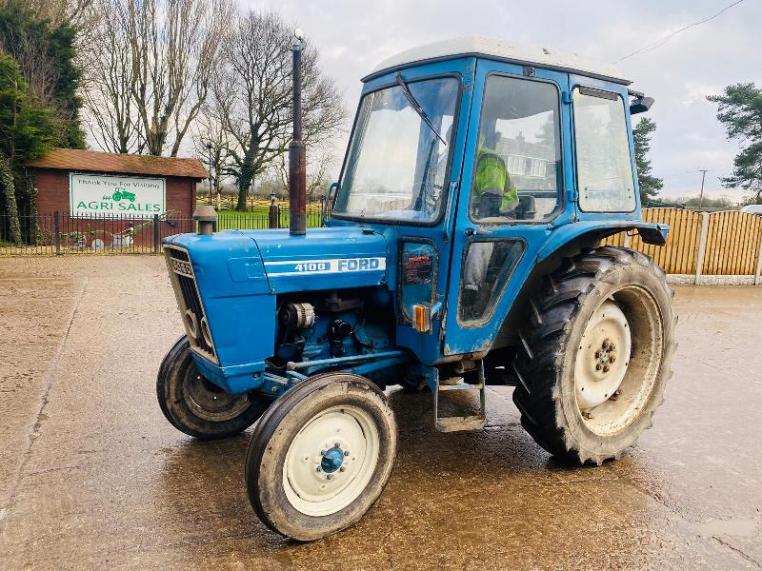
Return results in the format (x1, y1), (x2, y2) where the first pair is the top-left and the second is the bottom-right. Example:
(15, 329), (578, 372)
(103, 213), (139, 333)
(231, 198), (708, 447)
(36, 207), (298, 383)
(165, 246), (217, 362)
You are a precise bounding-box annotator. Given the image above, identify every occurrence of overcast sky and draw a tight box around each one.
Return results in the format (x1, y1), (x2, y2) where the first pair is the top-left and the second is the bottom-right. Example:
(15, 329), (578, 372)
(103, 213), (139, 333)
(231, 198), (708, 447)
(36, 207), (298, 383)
(243, 0), (761, 202)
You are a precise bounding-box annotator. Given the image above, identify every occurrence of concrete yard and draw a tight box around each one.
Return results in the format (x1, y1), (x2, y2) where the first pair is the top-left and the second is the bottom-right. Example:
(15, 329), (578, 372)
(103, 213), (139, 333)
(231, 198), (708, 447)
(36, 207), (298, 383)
(1, 256), (761, 570)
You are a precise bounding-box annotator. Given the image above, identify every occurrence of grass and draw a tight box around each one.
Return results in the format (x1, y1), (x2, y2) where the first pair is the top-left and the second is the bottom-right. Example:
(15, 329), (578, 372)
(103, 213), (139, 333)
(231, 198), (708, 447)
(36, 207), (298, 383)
(218, 207), (271, 217)
(215, 204), (324, 230)
(216, 206), (323, 218)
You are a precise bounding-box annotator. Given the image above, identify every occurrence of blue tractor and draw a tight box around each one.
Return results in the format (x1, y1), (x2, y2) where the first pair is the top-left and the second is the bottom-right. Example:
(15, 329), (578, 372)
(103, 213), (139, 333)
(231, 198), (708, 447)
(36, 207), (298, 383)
(158, 37), (675, 541)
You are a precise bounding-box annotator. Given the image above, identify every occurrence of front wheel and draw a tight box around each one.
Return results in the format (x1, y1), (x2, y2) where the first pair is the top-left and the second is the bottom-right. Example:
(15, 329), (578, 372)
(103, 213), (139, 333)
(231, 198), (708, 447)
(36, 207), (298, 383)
(157, 336), (266, 439)
(512, 247), (677, 465)
(245, 372), (397, 541)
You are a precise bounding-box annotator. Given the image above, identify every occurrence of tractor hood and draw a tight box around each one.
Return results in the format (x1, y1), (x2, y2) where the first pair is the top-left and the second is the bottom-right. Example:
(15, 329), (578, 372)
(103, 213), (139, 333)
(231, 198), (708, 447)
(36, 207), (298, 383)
(163, 226), (389, 392)
(164, 226), (389, 296)
(248, 227), (388, 293)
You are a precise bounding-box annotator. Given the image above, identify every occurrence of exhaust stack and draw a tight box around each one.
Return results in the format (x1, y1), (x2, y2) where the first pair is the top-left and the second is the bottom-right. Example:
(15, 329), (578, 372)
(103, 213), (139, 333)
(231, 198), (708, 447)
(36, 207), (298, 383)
(289, 31), (306, 236)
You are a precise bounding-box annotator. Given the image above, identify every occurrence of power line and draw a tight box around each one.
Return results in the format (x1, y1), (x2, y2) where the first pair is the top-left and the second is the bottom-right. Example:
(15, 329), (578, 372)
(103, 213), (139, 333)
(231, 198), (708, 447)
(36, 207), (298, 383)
(659, 169), (704, 179)
(614, 0), (747, 63)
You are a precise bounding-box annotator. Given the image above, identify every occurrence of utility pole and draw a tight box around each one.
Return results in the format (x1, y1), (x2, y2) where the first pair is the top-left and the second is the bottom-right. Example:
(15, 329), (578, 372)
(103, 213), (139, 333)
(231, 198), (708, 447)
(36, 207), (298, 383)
(698, 169), (708, 211)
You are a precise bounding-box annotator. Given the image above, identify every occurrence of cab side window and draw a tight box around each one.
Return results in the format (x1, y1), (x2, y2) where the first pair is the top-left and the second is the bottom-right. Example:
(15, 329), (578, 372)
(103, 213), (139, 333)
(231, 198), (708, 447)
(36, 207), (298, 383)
(470, 75), (562, 223)
(573, 87), (636, 212)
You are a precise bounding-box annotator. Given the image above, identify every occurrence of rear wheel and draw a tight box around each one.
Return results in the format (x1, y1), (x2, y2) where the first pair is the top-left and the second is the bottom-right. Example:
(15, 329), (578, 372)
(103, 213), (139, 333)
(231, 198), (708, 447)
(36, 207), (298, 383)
(157, 336), (266, 439)
(245, 372), (397, 541)
(512, 247), (676, 465)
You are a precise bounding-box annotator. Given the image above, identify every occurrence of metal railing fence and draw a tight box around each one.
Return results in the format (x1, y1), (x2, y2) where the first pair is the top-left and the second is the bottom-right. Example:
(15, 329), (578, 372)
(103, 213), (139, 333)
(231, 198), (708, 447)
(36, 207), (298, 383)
(0, 202), (325, 256)
(4, 207), (762, 279)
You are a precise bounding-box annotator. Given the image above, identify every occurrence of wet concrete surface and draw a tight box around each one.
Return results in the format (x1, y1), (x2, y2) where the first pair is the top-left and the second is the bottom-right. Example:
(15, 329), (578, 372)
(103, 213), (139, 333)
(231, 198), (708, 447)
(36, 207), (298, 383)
(0, 256), (761, 570)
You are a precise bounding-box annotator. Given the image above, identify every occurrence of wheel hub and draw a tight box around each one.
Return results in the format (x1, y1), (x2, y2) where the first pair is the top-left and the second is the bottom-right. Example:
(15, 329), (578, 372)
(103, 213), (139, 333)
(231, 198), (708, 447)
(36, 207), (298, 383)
(183, 371), (250, 422)
(320, 446), (347, 474)
(593, 338), (618, 374)
(283, 406), (380, 517)
(574, 300), (632, 411)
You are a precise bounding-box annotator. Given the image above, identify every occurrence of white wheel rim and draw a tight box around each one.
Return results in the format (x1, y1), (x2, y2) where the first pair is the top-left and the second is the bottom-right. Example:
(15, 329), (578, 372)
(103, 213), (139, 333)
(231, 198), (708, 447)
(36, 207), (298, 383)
(574, 300), (632, 411)
(283, 405), (380, 517)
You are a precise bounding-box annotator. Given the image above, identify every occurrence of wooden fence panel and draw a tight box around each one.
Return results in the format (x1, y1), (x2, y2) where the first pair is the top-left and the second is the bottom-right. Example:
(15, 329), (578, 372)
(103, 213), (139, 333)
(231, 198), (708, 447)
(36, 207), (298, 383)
(603, 208), (702, 274)
(600, 208), (762, 276)
(701, 211), (762, 275)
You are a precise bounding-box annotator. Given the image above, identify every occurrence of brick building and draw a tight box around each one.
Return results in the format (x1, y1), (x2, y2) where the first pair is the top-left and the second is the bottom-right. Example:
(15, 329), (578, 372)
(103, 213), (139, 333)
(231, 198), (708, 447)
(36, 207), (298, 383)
(26, 148), (207, 218)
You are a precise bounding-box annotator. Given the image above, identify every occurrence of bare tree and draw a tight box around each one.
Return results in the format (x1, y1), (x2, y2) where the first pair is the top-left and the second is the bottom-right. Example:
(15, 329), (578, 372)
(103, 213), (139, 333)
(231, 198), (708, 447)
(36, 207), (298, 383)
(212, 10), (345, 211)
(128, 0), (231, 156)
(192, 104), (230, 197)
(81, 0), (143, 153)
(276, 145), (335, 200)
(82, 0), (229, 156)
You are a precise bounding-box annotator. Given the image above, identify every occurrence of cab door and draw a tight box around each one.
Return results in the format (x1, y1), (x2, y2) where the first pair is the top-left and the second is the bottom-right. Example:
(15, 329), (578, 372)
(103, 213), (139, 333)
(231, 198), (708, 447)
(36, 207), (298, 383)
(443, 60), (573, 355)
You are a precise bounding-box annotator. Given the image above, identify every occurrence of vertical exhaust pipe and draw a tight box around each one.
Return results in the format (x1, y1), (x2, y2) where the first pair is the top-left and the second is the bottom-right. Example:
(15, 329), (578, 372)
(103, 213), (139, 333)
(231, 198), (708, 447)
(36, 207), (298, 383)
(289, 31), (306, 236)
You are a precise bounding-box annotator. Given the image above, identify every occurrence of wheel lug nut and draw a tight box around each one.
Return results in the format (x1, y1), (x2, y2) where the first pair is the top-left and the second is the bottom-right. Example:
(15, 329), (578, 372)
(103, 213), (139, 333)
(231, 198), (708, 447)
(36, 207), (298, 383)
(595, 364), (601, 371)
(339, 466), (345, 472)
(326, 474), (332, 480)
(316, 466), (321, 472)
(594, 351), (601, 359)
(320, 450), (326, 456)
(610, 343), (616, 351)
(603, 365), (610, 373)
(344, 450), (350, 456)
(334, 442), (340, 448)
(609, 354), (616, 363)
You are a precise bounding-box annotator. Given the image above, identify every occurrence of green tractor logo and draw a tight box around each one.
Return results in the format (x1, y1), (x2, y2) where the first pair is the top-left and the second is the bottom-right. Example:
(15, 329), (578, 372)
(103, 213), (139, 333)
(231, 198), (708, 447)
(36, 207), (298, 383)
(112, 189), (136, 202)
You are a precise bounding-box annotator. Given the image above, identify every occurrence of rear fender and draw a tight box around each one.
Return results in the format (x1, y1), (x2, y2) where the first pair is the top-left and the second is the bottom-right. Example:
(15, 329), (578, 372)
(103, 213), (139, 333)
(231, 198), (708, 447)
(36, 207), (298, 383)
(492, 221), (668, 351)
(536, 220), (667, 262)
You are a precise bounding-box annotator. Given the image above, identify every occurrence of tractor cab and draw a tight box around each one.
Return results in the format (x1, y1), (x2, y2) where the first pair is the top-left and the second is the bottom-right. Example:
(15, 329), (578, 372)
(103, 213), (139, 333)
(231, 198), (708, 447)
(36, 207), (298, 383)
(329, 37), (659, 361)
(157, 37), (674, 542)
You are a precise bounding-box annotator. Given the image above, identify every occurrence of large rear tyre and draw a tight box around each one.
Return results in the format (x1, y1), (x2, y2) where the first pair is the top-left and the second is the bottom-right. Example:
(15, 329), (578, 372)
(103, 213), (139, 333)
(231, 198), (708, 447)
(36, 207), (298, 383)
(512, 247), (676, 465)
(245, 372), (397, 541)
(157, 336), (266, 439)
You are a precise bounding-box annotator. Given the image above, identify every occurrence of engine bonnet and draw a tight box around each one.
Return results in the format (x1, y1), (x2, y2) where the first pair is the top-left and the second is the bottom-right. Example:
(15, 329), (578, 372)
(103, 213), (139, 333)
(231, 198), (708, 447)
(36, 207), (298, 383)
(165, 226), (389, 295)
(248, 227), (388, 293)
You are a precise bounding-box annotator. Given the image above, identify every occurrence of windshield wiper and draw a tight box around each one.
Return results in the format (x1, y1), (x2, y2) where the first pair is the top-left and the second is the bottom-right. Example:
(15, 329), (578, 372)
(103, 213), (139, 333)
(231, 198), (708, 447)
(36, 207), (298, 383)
(395, 73), (447, 146)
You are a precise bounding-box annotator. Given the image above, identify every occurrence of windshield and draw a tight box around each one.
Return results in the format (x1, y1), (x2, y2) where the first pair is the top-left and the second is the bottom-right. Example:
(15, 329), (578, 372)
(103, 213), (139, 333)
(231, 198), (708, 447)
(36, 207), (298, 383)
(334, 77), (459, 223)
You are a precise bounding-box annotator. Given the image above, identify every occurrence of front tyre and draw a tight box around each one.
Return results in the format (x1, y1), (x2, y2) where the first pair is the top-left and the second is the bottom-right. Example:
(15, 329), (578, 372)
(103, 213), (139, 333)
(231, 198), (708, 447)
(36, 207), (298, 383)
(245, 373), (397, 541)
(157, 337), (266, 439)
(512, 247), (676, 465)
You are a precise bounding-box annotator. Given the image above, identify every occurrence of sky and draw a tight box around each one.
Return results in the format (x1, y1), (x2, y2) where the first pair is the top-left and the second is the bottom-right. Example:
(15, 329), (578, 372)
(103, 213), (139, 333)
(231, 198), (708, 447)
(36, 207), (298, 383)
(243, 0), (762, 203)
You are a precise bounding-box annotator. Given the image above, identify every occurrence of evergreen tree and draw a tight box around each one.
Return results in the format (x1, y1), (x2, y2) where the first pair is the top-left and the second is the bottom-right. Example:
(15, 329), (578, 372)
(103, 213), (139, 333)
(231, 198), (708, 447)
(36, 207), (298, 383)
(633, 117), (663, 205)
(0, 0), (85, 149)
(0, 53), (57, 242)
(708, 83), (762, 203)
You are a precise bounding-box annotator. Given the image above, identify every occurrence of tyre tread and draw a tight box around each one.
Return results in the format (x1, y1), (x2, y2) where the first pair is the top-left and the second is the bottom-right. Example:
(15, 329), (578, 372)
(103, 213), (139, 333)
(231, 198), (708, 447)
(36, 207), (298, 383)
(512, 246), (675, 465)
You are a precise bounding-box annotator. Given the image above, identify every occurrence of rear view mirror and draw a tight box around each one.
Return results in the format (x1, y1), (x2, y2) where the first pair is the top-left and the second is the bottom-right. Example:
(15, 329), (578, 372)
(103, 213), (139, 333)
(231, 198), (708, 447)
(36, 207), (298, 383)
(630, 95), (654, 114)
(324, 181), (339, 222)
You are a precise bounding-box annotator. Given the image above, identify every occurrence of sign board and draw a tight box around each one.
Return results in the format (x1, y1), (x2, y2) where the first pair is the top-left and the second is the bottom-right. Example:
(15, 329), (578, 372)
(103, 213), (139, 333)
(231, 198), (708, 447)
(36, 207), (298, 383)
(69, 173), (166, 218)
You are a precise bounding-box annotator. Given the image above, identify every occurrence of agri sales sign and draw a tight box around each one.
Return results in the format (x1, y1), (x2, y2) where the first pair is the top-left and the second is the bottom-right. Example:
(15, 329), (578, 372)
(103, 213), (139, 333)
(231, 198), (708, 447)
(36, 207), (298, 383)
(69, 173), (166, 218)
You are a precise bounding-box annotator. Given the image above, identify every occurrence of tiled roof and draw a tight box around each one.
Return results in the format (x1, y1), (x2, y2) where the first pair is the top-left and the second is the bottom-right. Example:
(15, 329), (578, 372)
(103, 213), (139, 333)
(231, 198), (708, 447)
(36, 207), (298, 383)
(26, 148), (207, 179)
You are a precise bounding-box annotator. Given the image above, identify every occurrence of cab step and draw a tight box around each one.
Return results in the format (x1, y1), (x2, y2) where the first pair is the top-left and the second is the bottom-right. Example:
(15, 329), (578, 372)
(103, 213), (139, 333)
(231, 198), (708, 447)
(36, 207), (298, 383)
(434, 362), (486, 433)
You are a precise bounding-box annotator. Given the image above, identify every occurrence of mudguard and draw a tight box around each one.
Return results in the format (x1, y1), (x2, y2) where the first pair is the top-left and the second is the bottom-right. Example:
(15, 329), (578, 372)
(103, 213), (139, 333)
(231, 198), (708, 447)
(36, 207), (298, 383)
(537, 221), (668, 262)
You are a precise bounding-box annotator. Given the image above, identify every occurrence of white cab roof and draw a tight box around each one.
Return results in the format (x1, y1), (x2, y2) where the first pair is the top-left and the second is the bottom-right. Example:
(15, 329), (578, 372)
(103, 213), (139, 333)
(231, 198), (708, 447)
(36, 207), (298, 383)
(366, 36), (630, 85)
